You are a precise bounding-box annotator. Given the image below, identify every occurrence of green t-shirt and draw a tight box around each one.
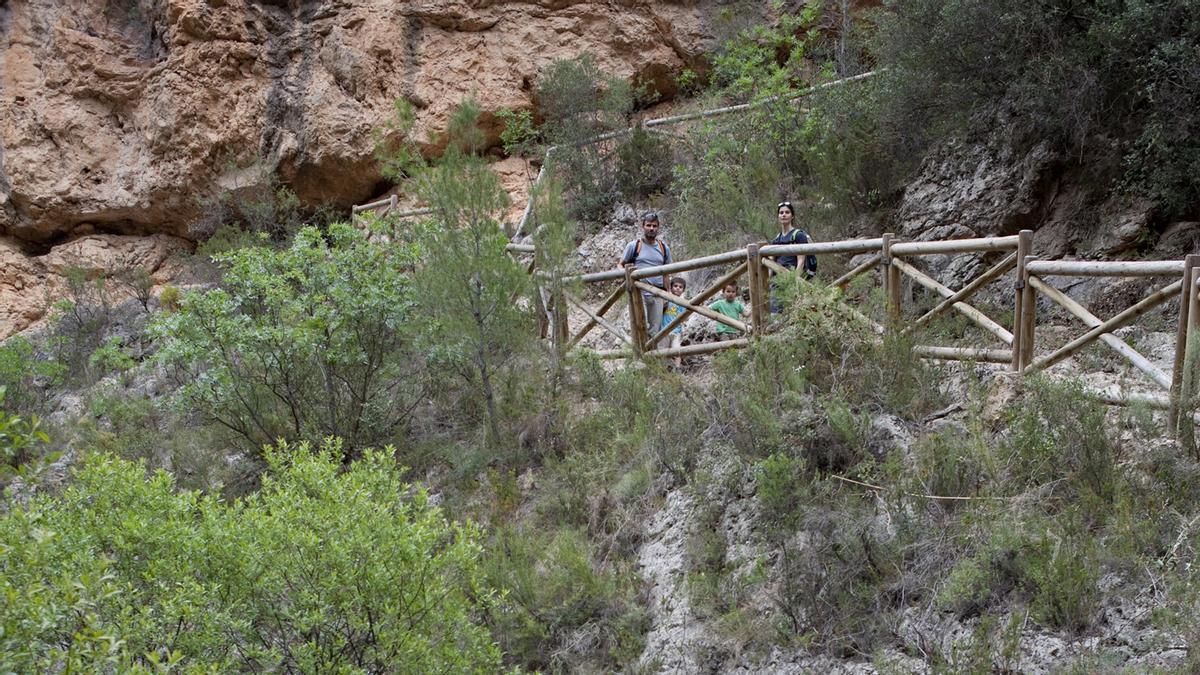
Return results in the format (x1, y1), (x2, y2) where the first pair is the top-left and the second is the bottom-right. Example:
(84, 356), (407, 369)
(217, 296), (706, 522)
(708, 299), (745, 333)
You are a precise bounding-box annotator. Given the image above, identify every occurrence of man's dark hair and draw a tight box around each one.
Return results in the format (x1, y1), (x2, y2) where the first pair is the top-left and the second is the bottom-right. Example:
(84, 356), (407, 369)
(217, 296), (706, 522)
(641, 211), (660, 224)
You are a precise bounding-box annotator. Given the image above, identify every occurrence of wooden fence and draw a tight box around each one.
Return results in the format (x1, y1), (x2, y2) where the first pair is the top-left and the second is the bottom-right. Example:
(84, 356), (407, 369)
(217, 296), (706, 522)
(532, 231), (1200, 434)
(350, 73), (1200, 432)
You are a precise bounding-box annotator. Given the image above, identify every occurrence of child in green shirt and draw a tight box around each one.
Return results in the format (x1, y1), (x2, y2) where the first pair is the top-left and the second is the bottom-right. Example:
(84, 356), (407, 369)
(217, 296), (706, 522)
(708, 283), (746, 341)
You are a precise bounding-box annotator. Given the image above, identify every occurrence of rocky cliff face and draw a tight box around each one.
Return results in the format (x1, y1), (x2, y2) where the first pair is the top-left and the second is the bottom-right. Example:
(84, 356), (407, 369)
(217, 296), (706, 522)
(0, 0), (733, 336)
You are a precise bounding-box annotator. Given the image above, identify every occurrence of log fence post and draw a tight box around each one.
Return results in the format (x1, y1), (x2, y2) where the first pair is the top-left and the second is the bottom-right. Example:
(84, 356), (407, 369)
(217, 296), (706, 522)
(1179, 259), (1200, 443)
(747, 244), (767, 335)
(625, 265), (647, 358)
(881, 233), (901, 325)
(1169, 255), (1199, 434)
(1011, 230), (1033, 371)
(1018, 255), (1038, 371)
(552, 289), (569, 358)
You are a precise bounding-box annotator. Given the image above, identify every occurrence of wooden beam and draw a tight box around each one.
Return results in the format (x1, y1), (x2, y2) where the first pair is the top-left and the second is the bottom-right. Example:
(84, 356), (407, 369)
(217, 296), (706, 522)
(1180, 263), (1200, 440)
(759, 237), (885, 258)
(906, 252), (1017, 333)
(833, 255), (880, 290)
(747, 244), (766, 335)
(882, 233), (900, 324)
(890, 235), (1020, 256)
(1011, 231), (1032, 371)
(1170, 256), (1200, 431)
(629, 249), (748, 280)
(1025, 278), (1182, 375)
(568, 284), (625, 349)
(634, 281), (748, 334)
(644, 338), (750, 358)
(912, 345), (1013, 364)
(646, 263), (748, 346)
(1025, 260), (1185, 277)
(625, 266), (648, 358)
(565, 293), (632, 347)
(1027, 276), (1171, 390)
(892, 258), (1014, 345)
(1019, 255), (1038, 371)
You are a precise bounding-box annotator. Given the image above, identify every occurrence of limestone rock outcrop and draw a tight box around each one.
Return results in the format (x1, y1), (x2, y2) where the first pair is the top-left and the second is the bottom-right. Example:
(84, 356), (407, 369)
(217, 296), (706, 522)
(0, 234), (192, 338)
(1, 0), (728, 244)
(0, 0), (741, 339)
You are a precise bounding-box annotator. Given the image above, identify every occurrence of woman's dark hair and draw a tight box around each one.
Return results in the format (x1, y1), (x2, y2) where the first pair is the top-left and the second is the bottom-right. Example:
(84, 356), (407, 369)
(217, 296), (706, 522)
(777, 201), (795, 217)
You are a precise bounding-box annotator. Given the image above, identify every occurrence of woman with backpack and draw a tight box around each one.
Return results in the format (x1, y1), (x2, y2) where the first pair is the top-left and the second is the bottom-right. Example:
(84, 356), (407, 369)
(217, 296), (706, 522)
(767, 201), (816, 313)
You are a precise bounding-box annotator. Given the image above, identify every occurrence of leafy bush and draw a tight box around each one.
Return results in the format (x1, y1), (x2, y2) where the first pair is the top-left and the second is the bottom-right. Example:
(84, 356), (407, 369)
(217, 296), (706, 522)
(485, 525), (647, 672)
(51, 267), (113, 382)
(0, 389), (50, 472)
(152, 223), (425, 456)
(1001, 377), (1118, 510)
(0, 337), (64, 414)
(0, 443), (502, 672)
(615, 125), (674, 200)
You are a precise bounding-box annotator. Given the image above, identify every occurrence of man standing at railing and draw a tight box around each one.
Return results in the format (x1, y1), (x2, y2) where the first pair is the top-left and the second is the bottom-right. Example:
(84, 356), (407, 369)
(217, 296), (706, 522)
(619, 212), (673, 344)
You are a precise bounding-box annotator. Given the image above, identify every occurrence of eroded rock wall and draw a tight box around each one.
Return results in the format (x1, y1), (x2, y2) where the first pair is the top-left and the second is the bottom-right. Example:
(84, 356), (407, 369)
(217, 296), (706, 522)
(0, 0), (735, 337)
(0, 0), (722, 242)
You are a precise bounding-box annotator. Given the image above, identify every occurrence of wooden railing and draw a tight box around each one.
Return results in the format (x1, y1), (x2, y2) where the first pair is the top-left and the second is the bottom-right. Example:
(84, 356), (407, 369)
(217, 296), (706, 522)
(533, 231), (1200, 434)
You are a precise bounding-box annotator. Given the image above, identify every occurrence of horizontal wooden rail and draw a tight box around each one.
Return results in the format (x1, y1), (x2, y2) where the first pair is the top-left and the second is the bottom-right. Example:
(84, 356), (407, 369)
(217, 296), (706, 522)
(759, 237), (885, 258)
(644, 338), (749, 358)
(1026, 260), (1186, 277)
(1027, 276), (1171, 390)
(564, 268), (627, 284)
(892, 259), (1014, 345)
(630, 249), (748, 280)
(506, 243), (536, 253)
(912, 345), (1013, 363)
(890, 235), (1019, 256)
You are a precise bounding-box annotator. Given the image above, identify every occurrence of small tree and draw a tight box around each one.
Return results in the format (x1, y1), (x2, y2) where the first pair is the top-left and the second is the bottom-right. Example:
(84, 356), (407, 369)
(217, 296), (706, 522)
(413, 101), (534, 447)
(536, 54), (633, 221)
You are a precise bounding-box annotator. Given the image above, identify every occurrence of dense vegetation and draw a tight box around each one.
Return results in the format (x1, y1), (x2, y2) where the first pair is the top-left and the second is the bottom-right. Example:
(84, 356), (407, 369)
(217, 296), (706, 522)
(4, 1), (1200, 672)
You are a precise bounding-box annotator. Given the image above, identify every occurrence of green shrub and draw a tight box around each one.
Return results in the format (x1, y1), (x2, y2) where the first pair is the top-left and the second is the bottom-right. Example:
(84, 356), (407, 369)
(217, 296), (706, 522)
(0, 389), (50, 472)
(484, 525), (646, 672)
(86, 336), (135, 382)
(151, 223), (425, 456)
(51, 267), (112, 383)
(1001, 378), (1118, 511)
(863, 0), (1200, 218)
(0, 337), (64, 414)
(755, 452), (807, 532)
(0, 443), (502, 672)
(615, 125), (674, 200)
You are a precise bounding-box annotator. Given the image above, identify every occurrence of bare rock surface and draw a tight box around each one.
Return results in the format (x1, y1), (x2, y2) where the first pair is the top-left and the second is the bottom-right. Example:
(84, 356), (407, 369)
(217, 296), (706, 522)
(0, 233), (191, 337)
(0, 0), (729, 243)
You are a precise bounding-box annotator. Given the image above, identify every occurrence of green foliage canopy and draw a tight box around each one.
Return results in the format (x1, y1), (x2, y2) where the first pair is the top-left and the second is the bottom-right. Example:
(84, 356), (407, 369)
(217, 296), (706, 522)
(0, 444), (502, 673)
(151, 223), (425, 455)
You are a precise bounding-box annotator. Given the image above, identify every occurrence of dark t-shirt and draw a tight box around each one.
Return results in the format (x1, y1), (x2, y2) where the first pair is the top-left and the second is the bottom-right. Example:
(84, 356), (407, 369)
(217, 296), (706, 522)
(771, 228), (815, 276)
